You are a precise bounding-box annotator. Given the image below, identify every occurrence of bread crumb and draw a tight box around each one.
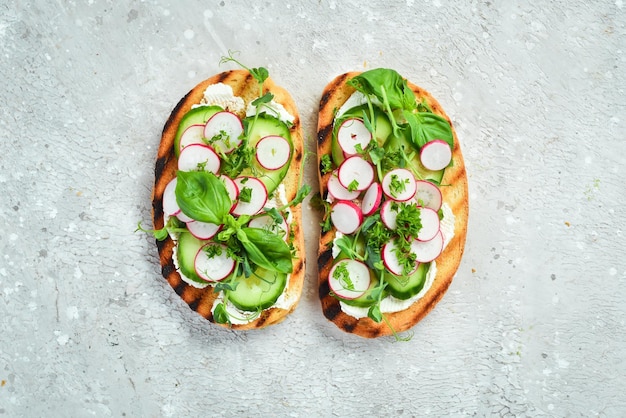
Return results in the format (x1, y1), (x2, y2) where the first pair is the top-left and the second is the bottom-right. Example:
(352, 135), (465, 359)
(564, 221), (570, 227)
(471, 268), (476, 273)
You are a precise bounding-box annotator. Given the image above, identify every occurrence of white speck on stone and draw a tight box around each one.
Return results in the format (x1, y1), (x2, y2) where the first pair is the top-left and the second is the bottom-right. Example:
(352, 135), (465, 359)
(74, 266), (83, 279)
(28, 302), (37, 311)
(406, 0), (414, 5)
(204, 9), (214, 18)
(0, 268), (6, 276)
(9, 233), (18, 241)
(188, 70), (196, 78)
(453, 92), (463, 102)
(57, 334), (69, 345)
(609, 267), (617, 276)
(49, 207), (58, 219)
(244, 23), (251, 30)
(184, 29), (195, 39)
(585, 156), (592, 164)
(163, 9), (170, 16)
(552, 294), (559, 304)
(616, 0), (623, 9)
(328, 1), (337, 9)
(75, 19), (83, 27)
(433, 0), (441, 7)
(66, 306), (79, 320)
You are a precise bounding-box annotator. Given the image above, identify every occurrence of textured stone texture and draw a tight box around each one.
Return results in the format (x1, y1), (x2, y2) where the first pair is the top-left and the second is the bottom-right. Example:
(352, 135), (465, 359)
(1, 1), (625, 416)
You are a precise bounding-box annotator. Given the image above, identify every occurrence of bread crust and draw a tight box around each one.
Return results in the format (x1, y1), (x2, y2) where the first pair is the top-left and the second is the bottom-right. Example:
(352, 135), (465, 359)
(316, 72), (468, 338)
(152, 69), (305, 330)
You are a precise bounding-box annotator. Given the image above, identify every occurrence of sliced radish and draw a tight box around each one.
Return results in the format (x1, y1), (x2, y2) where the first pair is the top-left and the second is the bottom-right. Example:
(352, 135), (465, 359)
(186, 220), (222, 240)
(337, 118), (372, 156)
(380, 200), (400, 230)
(255, 135), (291, 170)
(414, 180), (443, 211)
(248, 214), (289, 241)
(328, 259), (371, 300)
(416, 207), (440, 242)
(381, 168), (417, 202)
(162, 178), (181, 217)
(327, 170), (360, 201)
(338, 155), (374, 192)
(179, 124), (205, 153)
(330, 200), (363, 235)
(361, 182), (382, 216)
(411, 231), (444, 263)
(382, 239), (418, 276)
(203, 111), (243, 154)
(177, 211), (194, 223)
(178, 144), (221, 173)
(194, 243), (235, 282)
(219, 175), (239, 212)
(420, 139), (452, 171)
(232, 177), (268, 216)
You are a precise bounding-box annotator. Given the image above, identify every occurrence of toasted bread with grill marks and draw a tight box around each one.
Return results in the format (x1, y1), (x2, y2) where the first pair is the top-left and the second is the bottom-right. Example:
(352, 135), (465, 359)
(317, 72), (468, 338)
(152, 69), (305, 330)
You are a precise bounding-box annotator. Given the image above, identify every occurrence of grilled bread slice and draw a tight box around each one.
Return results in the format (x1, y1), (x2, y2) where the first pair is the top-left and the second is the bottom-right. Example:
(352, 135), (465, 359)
(152, 69), (305, 330)
(316, 71), (468, 338)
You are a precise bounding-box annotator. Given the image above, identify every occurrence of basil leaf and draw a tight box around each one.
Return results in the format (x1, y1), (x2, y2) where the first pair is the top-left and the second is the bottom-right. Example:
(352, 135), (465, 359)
(348, 68), (417, 111)
(175, 171), (231, 224)
(407, 112), (454, 149)
(241, 227), (293, 274)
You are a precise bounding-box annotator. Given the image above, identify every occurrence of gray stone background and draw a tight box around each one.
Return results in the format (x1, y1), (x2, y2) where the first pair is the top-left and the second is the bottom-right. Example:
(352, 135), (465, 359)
(1, 1), (625, 416)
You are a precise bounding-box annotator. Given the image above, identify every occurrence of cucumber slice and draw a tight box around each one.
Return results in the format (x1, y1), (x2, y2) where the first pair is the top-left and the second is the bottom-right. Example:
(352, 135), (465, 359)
(176, 231), (210, 285)
(242, 114), (293, 194)
(174, 106), (223, 156)
(227, 267), (287, 311)
(385, 262), (431, 300)
(340, 275), (382, 308)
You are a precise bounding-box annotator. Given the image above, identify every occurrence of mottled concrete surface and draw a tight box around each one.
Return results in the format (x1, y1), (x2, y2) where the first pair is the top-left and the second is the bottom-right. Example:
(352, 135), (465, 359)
(1, 1), (625, 416)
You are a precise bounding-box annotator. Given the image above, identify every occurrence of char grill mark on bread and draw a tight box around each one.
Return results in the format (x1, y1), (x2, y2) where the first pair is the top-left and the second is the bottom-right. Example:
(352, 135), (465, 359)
(316, 71), (468, 338)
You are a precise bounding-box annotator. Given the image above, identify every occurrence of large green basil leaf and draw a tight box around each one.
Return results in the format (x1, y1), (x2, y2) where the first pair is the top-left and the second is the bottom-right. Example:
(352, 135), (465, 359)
(405, 111), (454, 149)
(241, 227), (293, 274)
(175, 171), (231, 224)
(348, 68), (417, 111)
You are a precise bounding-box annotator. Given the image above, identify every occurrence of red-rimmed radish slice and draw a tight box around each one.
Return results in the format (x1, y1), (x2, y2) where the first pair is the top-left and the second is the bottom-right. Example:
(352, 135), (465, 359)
(337, 118), (372, 156)
(414, 180), (443, 211)
(232, 177), (268, 216)
(411, 231), (444, 263)
(420, 139), (452, 171)
(248, 214), (289, 241)
(338, 155), (374, 192)
(162, 178), (181, 217)
(416, 207), (440, 242)
(328, 259), (371, 300)
(381, 168), (417, 202)
(255, 135), (291, 170)
(186, 220), (222, 240)
(178, 124), (205, 153)
(177, 210), (194, 223)
(331, 200), (363, 234)
(194, 243), (235, 282)
(219, 175), (239, 212)
(327, 170), (360, 201)
(380, 200), (399, 230)
(203, 111), (243, 154)
(178, 144), (221, 173)
(361, 182), (382, 216)
(382, 239), (418, 276)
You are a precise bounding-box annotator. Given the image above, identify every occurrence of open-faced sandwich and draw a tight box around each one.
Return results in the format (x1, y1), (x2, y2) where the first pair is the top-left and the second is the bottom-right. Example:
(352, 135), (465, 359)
(146, 55), (308, 329)
(316, 68), (468, 338)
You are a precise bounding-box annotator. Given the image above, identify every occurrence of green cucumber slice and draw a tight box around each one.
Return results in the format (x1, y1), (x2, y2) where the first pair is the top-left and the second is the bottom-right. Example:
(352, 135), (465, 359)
(385, 262), (431, 300)
(176, 231), (209, 285)
(174, 105), (223, 156)
(340, 275), (382, 308)
(242, 114), (292, 194)
(227, 267), (287, 311)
